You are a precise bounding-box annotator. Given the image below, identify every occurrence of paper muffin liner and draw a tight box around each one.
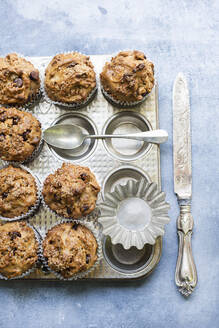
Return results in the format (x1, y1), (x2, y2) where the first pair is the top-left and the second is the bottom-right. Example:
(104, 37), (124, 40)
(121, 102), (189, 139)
(0, 163), (41, 222)
(0, 112), (44, 165)
(99, 178), (170, 250)
(0, 53), (42, 109)
(40, 219), (102, 280)
(100, 49), (155, 108)
(0, 221), (41, 280)
(41, 51), (98, 109)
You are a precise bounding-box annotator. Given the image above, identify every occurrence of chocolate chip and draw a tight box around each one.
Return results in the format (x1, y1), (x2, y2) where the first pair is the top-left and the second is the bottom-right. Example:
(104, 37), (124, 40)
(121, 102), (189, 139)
(72, 223), (79, 230)
(82, 205), (89, 213)
(22, 129), (31, 141)
(133, 63), (145, 73)
(13, 247), (17, 255)
(29, 71), (39, 81)
(0, 133), (5, 139)
(122, 74), (133, 82)
(142, 92), (148, 97)
(12, 117), (19, 125)
(67, 62), (77, 68)
(76, 73), (87, 78)
(86, 254), (90, 264)
(80, 173), (87, 181)
(144, 55), (146, 59)
(9, 231), (21, 241)
(67, 207), (72, 215)
(1, 192), (8, 199)
(14, 78), (23, 87)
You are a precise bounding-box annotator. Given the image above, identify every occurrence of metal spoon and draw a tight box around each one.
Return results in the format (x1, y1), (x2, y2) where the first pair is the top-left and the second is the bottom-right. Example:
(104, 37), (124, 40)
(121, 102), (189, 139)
(43, 124), (168, 150)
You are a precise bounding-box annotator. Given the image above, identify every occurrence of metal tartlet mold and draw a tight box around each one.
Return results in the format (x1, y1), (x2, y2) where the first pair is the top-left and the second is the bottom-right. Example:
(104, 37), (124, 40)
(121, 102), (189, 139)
(102, 111), (153, 162)
(40, 219), (102, 280)
(101, 85), (153, 108)
(0, 221), (41, 280)
(40, 51), (98, 109)
(46, 112), (98, 163)
(102, 164), (151, 197)
(0, 163), (41, 222)
(99, 178), (170, 250)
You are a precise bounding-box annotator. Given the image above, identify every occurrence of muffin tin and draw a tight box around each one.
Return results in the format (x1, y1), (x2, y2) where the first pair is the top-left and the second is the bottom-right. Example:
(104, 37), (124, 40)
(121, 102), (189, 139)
(0, 55), (161, 280)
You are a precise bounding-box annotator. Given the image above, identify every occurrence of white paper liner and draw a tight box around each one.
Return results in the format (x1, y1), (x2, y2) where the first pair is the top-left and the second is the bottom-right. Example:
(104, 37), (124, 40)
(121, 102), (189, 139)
(40, 219), (102, 280)
(41, 51), (98, 109)
(0, 221), (41, 280)
(99, 178), (170, 249)
(100, 49), (155, 107)
(0, 53), (42, 109)
(0, 163), (41, 222)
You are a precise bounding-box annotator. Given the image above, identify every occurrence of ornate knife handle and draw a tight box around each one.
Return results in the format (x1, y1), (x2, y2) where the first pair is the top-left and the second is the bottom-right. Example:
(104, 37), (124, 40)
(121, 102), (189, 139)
(175, 204), (197, 296)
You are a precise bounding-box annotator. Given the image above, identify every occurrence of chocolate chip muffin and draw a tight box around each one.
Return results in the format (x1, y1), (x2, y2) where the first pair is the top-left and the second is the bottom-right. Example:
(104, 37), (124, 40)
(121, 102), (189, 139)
(0, 221), (39, 279)
(0, 165), (38, 218)
(43, 222), (98, 279)
(0, 107), (42, 162)
(0, 53), (40, 105)
(44, 52), (96, 105)
(100, 50), (154, 105)
(42, 163), (100, 219)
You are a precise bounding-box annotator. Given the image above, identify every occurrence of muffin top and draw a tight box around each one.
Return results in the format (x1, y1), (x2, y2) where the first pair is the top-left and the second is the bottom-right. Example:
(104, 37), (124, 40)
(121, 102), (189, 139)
(42, 163), (100, 219)
(0, 53), (40, 105)
(0, 107), (42, 162)
(100, 50), (154, 103)
(43, 222), (97, 278)
(0, 221), (38, 278)
(0, 165), (37, 218)
(44, 52), (96, 104)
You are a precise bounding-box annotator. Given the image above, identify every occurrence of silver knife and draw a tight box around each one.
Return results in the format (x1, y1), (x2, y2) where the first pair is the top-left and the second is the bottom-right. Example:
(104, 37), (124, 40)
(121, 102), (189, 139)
(173, 73), (197, 296)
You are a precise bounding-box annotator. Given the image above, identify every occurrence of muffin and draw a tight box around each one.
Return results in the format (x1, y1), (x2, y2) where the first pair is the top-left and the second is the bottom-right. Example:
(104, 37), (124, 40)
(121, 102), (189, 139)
(42, 163), (100, 219)
(100, 50), (154, 106)
(0, 107), (42, 162)
(0, 221), (39, 279)
(0, 53), (40, 106)
(43, 222), (98, 279)
(44, 52), (96, 106)
(0, 165), (38, 219)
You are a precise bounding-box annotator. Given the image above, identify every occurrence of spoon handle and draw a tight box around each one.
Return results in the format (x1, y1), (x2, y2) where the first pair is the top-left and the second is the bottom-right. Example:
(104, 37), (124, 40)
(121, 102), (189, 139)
(86, 129), (168, 144)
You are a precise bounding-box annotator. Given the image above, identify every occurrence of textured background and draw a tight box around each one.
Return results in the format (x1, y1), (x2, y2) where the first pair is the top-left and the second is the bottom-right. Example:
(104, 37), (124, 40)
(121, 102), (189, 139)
(0, 0), (219, 327)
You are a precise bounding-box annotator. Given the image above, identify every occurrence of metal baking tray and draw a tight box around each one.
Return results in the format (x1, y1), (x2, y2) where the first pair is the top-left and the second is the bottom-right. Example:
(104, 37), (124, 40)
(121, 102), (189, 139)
(1, 55), (162, 280)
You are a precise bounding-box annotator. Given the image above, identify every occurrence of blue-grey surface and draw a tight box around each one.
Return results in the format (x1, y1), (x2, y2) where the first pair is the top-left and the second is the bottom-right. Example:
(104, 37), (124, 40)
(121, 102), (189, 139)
(0, 0), (219, 327)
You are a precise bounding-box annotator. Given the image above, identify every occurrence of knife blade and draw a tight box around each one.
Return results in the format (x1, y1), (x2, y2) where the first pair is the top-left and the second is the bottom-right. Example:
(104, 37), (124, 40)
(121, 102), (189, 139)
(173, 73), (197, 296)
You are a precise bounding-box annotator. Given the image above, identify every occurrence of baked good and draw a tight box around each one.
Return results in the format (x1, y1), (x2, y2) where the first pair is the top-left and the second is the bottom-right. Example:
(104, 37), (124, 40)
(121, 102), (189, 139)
(0, 165), (38, 218)
(0, 221), (38, 279)
(43, 222), (97, 278)
(100, 50), (154, 104)
(0, 53), (40, 105)
(44, 52), (96, 104)
(42, 163), (100, 218)
(0, 107), (42, 162)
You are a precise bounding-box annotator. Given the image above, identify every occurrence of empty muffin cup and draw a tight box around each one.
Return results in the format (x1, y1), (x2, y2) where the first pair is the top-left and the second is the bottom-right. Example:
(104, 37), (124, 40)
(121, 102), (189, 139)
(102, 111), (152, 162)
(47, 112), (98, 162)
(102, 236), (162, 276)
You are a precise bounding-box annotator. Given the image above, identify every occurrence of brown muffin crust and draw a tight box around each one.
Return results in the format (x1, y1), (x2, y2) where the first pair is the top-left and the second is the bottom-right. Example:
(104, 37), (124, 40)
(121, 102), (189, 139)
(0, 165), (37, 218)
(0, 221), (38, 278)
(100, 50), (154, 103)
(42, 163), (100, 219)
(0, 107), (42, 162)
(44, 52), (96, 104)
(0, 53), (40, 105)
(43, 222), (97, 278)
